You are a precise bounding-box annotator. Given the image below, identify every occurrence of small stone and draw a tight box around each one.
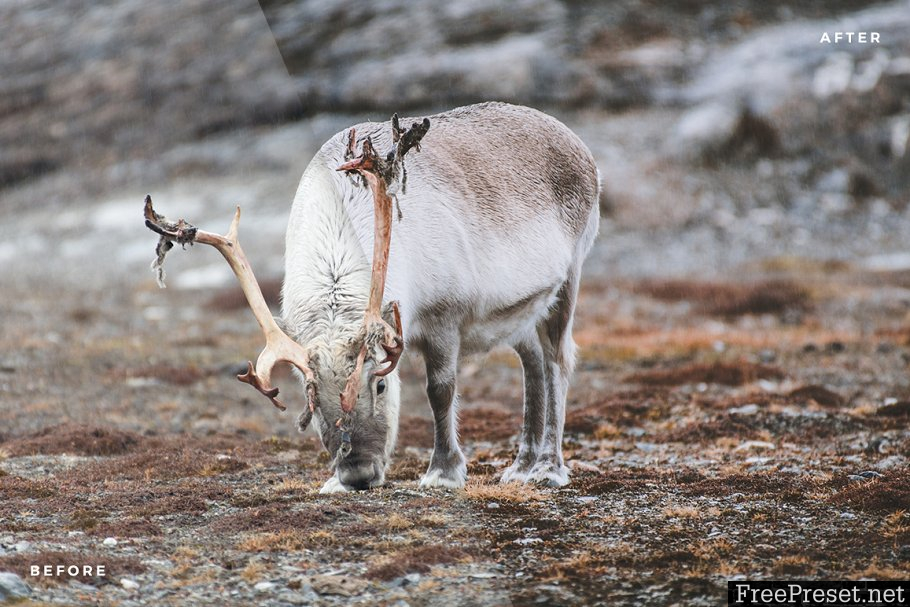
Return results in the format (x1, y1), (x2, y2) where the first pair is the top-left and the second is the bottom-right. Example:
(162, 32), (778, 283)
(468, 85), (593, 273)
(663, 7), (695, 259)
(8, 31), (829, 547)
(0, 571), (32, 601)
(857, 470), (884, 479)
(734, 440), (776, 452)
(839, 511), (857, 519)
(758, 349), (777, 363)
(486, 502), (500, 509)
(403, 573), (421, 585)
(120, 578), (140, 591)
(876, 455), (907, 471)
(254, 581), (276, 592)
(103, 537), (118, 546)
(310, 574), (368, 597)
(729, 404), (759, 416)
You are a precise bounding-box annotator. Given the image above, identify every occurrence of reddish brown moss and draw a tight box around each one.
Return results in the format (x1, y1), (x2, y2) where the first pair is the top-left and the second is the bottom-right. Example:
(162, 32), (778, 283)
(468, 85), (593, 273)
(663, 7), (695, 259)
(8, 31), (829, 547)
(460, 407), (520, 442)
(0, 476), (58, 499)
(787, 385), (844, 407)
(365, 544), (468, 581)
(109, 364), (211, 386)
(625, 361), (784, 387)
(3, 424), (144, 457)
(877, 401), (910, 418)
(829, 471), (910, 513)
(566, 388), (673, 434)
(397, 416), (434, 449)
(209, 502), (330, 533)
(633, 279), (810, 316)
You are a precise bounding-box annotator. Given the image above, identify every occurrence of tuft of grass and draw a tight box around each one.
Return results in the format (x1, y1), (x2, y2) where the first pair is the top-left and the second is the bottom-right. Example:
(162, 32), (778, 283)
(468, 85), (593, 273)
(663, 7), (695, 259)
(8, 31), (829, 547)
(662, 505), (702, 519)
(237, 531), (308, 552)
(240, 561), (269, 584)
(462, 480), (546, 503)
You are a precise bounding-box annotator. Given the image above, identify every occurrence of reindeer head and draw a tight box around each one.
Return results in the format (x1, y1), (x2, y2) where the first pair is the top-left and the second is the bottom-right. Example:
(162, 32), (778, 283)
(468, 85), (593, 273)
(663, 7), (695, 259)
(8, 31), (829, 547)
(306, 115), (429, 490)
(143, 113), (429, 491)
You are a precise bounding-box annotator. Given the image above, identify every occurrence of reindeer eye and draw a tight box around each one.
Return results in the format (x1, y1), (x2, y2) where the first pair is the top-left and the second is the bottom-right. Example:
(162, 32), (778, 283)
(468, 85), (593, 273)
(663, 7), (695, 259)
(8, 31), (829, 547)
(376, 378), (386, 395)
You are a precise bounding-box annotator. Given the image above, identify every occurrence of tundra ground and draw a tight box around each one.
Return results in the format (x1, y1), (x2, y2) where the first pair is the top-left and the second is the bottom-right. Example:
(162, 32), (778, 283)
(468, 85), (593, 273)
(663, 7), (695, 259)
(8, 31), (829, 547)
(1, 262), (908, 606)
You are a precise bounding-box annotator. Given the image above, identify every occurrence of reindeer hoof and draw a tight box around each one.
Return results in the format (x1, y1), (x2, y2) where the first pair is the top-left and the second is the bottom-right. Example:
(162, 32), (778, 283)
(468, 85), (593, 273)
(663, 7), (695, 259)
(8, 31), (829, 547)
(318, 475), (351, 494)
(419, 468), (467, 489)
(500, 463), (532, 484)
(527, 461), (570, 487)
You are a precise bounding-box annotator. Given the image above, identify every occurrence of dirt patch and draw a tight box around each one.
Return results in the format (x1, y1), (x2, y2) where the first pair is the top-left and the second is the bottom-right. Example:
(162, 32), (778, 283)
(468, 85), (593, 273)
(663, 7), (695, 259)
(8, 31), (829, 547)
(3, 424), (144, 457)
(633, 279), (811, 316)
(366, 544), (469, 581)
(0, 551), (144, 586)
(625, 361), (785, 387)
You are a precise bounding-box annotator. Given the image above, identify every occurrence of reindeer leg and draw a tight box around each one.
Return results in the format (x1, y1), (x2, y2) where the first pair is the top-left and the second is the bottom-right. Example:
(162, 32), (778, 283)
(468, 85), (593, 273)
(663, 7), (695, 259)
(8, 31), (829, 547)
(527, 271), (579, 488)
(501, 333), (547, 483)
(418, 333), (467, 489)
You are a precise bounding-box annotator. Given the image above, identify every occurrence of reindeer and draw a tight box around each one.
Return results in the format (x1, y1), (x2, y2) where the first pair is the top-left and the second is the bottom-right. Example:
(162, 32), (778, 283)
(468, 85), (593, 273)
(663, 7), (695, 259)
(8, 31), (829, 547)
(145, 102), (600, 493)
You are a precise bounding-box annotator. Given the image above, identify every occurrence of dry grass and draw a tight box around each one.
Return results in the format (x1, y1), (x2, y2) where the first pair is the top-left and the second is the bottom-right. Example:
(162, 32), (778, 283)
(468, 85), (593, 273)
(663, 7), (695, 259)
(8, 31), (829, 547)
(662, 505), (702, 519)
(240, 561), (269, 584)
(462, 480), (546, 503)
(237, 531), (309, 552)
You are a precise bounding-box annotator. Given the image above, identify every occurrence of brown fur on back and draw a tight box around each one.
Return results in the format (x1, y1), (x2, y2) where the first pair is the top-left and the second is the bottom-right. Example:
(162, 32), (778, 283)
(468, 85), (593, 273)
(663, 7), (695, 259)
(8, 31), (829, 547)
(329, 102), (599, 238)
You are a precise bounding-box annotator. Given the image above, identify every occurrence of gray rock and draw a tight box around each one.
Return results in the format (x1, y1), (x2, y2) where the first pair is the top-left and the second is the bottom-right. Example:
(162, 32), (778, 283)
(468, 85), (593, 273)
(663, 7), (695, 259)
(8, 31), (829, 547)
(0, 572), (31, 601)
(310, 574), (369, 597)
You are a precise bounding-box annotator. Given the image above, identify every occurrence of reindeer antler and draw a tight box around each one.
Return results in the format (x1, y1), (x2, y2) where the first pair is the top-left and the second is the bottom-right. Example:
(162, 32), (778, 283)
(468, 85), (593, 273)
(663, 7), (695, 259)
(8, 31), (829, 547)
(143, 195), (317, 413)
(335, 115), (429, 412)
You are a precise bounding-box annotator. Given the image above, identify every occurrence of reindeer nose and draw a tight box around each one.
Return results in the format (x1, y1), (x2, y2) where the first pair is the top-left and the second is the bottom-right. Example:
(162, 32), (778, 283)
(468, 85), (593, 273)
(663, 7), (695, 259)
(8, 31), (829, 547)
(337, 459), (382, 490)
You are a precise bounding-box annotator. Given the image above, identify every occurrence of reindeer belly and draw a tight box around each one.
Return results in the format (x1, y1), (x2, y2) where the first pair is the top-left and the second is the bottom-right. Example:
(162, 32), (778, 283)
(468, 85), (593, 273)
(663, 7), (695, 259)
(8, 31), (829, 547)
(459, 285), (560, 354)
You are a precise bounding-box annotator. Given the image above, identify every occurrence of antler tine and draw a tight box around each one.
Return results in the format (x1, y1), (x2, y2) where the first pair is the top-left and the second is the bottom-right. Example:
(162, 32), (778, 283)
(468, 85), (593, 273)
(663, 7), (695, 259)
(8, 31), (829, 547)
(373, 301), (403, 377)
(144, 195), (317, 413)
(395, 117), (430, 159)
(344, 128), (357, 160)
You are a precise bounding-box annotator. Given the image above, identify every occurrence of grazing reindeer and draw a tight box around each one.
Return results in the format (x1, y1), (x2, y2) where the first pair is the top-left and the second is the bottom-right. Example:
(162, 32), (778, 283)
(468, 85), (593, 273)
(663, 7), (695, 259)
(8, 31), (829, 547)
(145, 102), (599, 492)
